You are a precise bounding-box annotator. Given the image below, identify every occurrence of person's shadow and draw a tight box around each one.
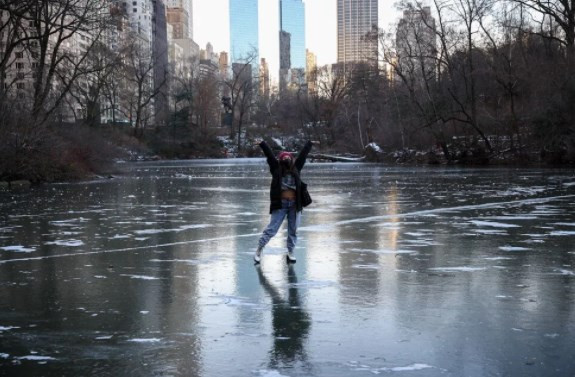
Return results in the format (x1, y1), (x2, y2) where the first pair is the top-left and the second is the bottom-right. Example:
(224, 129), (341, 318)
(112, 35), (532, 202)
(257, 264), (311, 369)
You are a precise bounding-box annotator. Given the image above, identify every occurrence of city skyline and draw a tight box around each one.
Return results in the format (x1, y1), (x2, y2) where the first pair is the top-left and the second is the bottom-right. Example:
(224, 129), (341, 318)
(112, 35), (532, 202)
(194, 0), (400, 80)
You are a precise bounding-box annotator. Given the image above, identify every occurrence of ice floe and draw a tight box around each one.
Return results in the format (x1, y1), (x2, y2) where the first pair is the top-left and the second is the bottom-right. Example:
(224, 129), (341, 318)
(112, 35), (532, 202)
(95, 335), (113, 340)
(0, 353), (9, 359)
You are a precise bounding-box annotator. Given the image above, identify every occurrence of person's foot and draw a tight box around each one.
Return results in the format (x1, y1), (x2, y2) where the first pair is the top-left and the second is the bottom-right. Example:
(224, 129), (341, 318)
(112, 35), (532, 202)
(254, 246), (263, 264)
(286, 250), (296, 263)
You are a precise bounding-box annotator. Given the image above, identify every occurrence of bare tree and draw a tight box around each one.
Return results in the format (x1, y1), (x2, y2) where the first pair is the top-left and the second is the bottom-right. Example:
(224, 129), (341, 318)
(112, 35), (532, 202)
(222, 50), (259, 153)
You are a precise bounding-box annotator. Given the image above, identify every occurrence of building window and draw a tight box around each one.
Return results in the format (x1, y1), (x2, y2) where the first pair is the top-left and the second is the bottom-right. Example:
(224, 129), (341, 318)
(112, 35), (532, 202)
(133, 8), (137, 12)
(16, 82), (25, 89)
(16, 62), (24, 69)
(16, 52), (23, 59)
(17, 72), (25, 79)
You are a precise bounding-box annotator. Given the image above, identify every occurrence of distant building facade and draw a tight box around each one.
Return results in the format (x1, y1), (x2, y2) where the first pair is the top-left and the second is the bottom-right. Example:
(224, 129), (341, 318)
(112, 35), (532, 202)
(396, 6), (436, 83)
(337, 0), (378, 67)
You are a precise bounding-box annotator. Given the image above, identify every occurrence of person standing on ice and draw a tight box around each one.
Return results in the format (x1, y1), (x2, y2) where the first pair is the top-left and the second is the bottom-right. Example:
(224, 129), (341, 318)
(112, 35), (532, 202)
(254, 139), (317, 264)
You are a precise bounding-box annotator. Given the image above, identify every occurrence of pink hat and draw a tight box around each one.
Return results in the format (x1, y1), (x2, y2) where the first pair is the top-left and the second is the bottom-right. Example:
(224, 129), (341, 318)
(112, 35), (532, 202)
(278, 151), (293, 160)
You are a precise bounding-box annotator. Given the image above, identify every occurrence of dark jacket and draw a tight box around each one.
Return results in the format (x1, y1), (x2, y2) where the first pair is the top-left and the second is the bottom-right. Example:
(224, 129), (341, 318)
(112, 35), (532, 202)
(260, 140), (313, 214)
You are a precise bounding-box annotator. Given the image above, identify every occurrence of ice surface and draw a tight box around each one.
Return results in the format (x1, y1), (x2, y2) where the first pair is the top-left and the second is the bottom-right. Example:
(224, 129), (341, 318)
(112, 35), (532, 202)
(1, 162), (575, 376)
(0, 326), (20, 331)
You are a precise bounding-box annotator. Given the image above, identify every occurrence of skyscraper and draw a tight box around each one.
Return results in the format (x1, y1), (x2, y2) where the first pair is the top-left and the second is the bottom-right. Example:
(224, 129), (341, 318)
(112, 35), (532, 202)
(280, 0), (305, 70)
(337, 0), (378, 65)
(229, 0), (259, 63)
(165, 0), (193, 39)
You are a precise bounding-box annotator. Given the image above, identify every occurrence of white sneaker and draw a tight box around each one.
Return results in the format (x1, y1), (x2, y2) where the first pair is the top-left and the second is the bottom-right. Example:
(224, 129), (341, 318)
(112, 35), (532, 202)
(286, 250), (296, 263)
(254, 246), (263, 263)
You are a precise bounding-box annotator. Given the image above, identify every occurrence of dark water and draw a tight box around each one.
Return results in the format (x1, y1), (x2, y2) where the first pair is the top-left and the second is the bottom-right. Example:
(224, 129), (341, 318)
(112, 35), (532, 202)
(1, 160), (574, 376)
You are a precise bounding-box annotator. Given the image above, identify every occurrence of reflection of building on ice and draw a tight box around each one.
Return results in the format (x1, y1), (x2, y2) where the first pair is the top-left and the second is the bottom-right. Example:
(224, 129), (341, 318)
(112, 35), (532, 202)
(257, 265), (311, 368)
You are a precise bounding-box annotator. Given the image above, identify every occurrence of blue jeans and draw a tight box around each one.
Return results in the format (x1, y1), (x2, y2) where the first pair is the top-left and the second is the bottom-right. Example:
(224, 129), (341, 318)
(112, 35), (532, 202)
(258, 199), (301, 251)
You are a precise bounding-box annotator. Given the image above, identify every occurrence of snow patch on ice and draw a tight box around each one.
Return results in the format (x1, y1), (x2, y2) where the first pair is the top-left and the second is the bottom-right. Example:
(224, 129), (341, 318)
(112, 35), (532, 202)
(0, 245), (35, 253)
(470, 220), (520, 228)
(17, 355), (56, 361)
(350, 248), (417, 254)
(485, 257), (515, 260)
(150, 258), (202, 265)
(554, 269), (575, 276)
(499, 246), (531, 251)
(553, 222), (575, 226)
(0, 326), (20, 331)
(121, 274), (160, 280)
(549, 230), (575, 236)
(544, 333), (560, 338)
(388, 363), (434, 371)
(44, 239), (84, 247)
(95, 335), (113, 340)
(429, 266), (486, 272)
(0, 353), (9, 359)
(127, 338), (161, 343)
(472, 229), (508, 235)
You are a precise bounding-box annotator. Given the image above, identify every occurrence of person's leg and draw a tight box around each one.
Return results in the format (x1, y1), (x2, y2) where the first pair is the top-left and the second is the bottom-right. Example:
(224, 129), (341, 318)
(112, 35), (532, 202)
(258, 206), (288, 249)
(286, 203), (301, 262)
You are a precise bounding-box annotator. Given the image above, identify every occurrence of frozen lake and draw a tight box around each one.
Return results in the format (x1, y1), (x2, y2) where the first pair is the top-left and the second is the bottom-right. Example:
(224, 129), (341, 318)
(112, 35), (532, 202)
(1, 160), (574, 376)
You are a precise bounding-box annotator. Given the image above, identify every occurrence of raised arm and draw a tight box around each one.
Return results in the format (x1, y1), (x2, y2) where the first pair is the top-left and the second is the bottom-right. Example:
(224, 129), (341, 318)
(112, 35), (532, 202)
(259, 140), (279, 173)
(294, 140), (313, 171)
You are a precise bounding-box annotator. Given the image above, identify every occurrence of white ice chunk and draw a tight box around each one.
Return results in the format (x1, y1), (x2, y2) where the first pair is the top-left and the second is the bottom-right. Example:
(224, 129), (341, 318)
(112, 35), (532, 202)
(0, 326), (20, 331)
(44, 240), (84, 247)
(0, 353), (9, 359)
(0, 245), (35, 253)
(389, 364), (433, 372)
(95, 335), (113, 340)
(485, 257), (515, 260)
(499, 246), (531, 251)
(17, 355), (56, 361)
(127, 338), (161, 343)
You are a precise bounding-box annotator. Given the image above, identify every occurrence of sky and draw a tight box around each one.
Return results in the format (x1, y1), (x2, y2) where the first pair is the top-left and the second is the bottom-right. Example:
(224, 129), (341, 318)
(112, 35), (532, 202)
(193, 0), (400, 80)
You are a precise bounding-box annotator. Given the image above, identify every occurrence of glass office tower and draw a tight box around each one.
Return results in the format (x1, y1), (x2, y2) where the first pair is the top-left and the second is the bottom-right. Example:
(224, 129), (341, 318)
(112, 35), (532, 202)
(229, 0), (259, 63)
(280, 0), (305, 70)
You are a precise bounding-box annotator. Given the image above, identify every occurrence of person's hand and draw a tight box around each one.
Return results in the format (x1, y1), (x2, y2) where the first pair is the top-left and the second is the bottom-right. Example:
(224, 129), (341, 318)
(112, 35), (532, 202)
(253, 138), (263, 146)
